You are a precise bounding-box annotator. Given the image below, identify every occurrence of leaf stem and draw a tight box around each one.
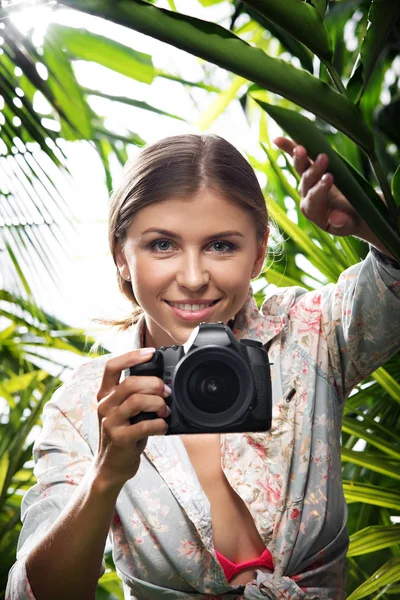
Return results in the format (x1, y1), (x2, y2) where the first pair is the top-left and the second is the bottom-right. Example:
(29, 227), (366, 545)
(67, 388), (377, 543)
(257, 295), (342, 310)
(323, 61), (348, 96)
(370, 152), (399, 233)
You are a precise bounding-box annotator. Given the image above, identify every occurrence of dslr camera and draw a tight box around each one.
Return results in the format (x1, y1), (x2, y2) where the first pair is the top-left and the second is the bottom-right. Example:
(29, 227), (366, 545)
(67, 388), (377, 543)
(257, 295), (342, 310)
(128, 322), (272, 435)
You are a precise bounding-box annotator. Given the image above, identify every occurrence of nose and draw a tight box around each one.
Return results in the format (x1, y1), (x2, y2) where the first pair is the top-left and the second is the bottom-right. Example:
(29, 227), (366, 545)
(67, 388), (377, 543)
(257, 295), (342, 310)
(175, 250), (210, 290)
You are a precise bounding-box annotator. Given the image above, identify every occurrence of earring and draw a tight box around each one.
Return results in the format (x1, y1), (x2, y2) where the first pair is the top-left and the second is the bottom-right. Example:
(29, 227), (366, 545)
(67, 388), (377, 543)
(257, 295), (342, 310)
(125, 273), (131, 281)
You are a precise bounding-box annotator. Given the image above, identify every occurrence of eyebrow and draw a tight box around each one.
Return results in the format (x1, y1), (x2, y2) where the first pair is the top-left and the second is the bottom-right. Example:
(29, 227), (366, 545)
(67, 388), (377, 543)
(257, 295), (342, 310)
(140, 228), (245, 241)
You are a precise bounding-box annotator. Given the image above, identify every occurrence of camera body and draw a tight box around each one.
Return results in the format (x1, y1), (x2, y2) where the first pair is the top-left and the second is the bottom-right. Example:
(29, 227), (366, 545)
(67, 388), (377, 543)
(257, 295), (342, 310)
(128, 322), (272, 435)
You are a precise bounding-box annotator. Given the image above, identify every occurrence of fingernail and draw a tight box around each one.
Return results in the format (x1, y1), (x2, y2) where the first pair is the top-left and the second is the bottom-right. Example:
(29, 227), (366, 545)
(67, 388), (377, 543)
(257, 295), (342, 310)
(140, 347), (156, 356)
(321, 173), (330, 184)
(316, 154), (324, 166)
(166, 405), (171, 416)
(164, 384), (172, 396)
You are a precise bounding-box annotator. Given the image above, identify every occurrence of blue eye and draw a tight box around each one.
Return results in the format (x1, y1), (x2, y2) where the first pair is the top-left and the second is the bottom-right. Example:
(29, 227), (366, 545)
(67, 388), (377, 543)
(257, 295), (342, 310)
(149, 239), (237, 253)
(211, 241), (235, 253)
(151, 240), (172, 252)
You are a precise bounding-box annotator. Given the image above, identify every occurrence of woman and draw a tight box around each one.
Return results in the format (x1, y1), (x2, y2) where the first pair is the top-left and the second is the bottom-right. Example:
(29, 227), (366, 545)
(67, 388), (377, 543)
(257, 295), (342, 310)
(6, 134), (400, 600)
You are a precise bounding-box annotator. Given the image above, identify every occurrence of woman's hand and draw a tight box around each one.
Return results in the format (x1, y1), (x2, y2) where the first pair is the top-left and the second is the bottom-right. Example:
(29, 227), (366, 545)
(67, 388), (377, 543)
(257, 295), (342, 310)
(94, 349), (170, 491)
(273, 137), (362, 238)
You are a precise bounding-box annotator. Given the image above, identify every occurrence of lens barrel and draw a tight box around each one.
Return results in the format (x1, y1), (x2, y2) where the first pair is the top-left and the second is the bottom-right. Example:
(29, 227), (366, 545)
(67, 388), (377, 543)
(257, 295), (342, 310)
(172, 345), (254, 429)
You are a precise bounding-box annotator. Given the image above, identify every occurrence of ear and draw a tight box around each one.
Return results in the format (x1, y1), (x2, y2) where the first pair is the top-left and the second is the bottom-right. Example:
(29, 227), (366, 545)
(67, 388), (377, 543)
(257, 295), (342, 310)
(252, 228), (269, 278)
(115, 241), (130, 280)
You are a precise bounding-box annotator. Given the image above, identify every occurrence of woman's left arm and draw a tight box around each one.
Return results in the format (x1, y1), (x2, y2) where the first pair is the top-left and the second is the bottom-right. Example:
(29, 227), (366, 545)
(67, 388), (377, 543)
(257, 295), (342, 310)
(273, 137), (397, 260)
(274, 138), (400, 401)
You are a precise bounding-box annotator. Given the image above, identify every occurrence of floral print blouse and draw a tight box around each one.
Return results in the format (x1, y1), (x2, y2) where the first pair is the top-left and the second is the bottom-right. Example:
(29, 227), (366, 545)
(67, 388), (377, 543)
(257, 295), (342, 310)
(6, 249), (400, 600)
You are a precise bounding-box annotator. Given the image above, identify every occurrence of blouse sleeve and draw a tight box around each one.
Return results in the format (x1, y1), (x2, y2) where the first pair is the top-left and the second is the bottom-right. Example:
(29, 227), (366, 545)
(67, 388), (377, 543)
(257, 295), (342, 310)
(321, 247), (400, 401)
(6, 380), (104, 599)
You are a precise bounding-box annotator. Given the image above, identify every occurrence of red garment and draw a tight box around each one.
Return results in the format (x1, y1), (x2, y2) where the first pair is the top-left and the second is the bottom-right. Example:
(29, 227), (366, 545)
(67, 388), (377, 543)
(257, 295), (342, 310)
(215, 548), (274, 582)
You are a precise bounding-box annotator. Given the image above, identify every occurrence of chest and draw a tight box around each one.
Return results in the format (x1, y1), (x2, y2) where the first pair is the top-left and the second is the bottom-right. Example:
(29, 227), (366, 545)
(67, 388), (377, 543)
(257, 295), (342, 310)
(180, 433), (265, 564)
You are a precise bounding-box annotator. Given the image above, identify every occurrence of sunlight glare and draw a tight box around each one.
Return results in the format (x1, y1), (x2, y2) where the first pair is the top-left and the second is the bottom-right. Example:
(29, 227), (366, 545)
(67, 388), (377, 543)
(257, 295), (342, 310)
(5, 0), (56, 35)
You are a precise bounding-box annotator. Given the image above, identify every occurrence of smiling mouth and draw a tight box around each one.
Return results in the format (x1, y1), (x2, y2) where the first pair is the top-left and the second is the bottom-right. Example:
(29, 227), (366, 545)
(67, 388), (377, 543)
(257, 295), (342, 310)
(164, 299), (220, 311)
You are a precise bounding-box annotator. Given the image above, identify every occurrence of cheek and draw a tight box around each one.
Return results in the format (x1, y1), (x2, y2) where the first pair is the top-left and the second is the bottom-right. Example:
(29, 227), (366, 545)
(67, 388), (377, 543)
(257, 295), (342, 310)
(131, 257), (172, 294)
(216, 262), (251, 289)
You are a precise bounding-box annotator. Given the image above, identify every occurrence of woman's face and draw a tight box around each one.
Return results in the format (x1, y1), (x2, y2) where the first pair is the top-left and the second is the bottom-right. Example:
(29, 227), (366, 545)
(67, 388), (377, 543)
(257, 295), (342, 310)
(116, 189), (268, 348)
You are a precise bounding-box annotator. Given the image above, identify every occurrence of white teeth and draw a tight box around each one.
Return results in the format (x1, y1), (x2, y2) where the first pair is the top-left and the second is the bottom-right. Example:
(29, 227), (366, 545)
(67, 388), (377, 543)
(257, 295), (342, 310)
(169, 301), (215, 311)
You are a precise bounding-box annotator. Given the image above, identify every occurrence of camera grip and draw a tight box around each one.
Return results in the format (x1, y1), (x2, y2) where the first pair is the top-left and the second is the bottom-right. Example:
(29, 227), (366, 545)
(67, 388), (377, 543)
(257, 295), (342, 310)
(129, 351), (165, 426)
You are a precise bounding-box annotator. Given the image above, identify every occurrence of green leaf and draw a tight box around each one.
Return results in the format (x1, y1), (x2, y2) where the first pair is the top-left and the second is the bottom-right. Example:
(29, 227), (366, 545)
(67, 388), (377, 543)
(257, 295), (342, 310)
(343, 403), (400, 444)
(343, 481), (400, 511)
(357, 53), (387, 128)
(195, 75), (247, 130)
(42, 29), (93, 140)
(262, 268), (311, 289)
(2, 24), (73, 132)
(62, 0), (374, 153)
(94, 138), (113, 194)
(347, 557), (400, 600)
(0, 63), (62, 164)
(253, 100), (400, 262)
(155, 71), (220, 93)
(342, 417), (400, 460)
(348, 524), (400, 557)
(347, 0), (400, 105)
(242, 0), (333, 61)
(373, 366), (400, 406)
(376, 94), (400, 148)
(198, 0), (225, 5)
(0, 454), (9, 496)
(336, 151), (386, 216)
(93, 125), (145, 148)
(98, 570), (124, 599)
(0, 370), (48, 395)
(265, 196), (339, 281)
(49, 24), (156, 85)
(83, 88), (186, 121)
(4, 243), (32, 297)
(309, 0), (328, 19)
(237, 9), (314, 73)
(392, 165), (400, 209)
(341, 448), (400, 481)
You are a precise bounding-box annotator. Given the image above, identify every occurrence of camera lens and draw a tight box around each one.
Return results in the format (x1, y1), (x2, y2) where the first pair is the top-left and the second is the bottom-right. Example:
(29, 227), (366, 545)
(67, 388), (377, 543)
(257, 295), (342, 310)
(172, 346), (254, 430)
(189, 362), (239, 413)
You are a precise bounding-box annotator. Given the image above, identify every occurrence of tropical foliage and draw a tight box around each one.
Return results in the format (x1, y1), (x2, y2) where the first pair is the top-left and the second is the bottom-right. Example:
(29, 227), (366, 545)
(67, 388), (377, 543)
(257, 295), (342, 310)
(1, 1), (400, 598)
(0, 289), (110, 599)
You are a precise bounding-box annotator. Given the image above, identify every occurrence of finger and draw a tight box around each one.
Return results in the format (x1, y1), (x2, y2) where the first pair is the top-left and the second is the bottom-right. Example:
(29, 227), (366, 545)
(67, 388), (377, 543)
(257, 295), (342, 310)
(299, 153), (329, 197)
(109, 393), (170, 426)
(292, 145), (312, 176)
(273, 138), (314, 178)
(272, 137), (297, 156)
(97, 349), (155, 401)
(273, 137), (310, 169)
(98, 375), (167, 419)
(118, 417), (168, 443)
(102, 410), (168, 446)
(300, 174), (356, 236)
(300, 174), (333, 230)
(328, 208), (352, 231)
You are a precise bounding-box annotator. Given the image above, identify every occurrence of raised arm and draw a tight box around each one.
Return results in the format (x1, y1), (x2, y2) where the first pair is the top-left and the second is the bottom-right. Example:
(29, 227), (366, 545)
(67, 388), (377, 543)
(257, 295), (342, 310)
(273, 137), (396, 259)
(273, 138), (400, 400)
